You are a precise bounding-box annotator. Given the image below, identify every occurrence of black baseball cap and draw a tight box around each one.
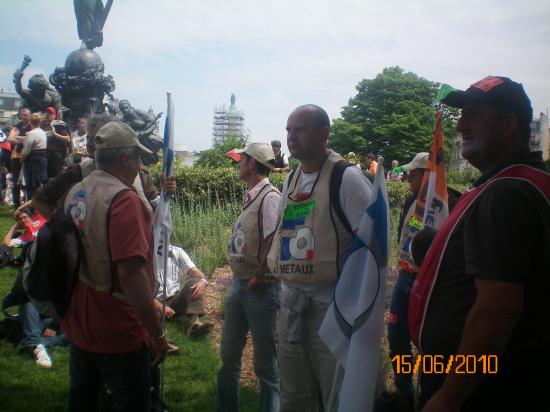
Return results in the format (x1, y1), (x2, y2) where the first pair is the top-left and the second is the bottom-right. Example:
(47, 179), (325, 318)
(442, 76), (533, 128)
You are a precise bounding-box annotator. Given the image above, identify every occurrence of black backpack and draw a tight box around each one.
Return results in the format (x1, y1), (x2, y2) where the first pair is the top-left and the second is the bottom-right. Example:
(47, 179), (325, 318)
(22, 208), (82, 318)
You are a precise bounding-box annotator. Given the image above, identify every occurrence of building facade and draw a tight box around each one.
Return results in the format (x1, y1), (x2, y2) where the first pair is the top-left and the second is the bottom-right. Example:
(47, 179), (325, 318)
(529, 112), (549, 161)
(0, 91), (22, 129)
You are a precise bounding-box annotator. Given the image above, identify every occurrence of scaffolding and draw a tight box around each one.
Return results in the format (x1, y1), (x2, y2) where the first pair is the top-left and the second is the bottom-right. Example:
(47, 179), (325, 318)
(212, 93), (246, 144)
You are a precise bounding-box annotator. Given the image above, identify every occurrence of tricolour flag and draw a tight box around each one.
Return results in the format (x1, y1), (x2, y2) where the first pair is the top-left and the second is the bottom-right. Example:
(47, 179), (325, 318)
(319, 159), (390, 412)
(153, 93), (175, 297)
(413, 111), (449, 230)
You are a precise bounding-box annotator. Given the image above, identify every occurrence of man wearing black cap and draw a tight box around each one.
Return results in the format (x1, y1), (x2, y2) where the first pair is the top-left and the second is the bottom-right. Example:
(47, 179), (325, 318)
(408, 76), (550, 412)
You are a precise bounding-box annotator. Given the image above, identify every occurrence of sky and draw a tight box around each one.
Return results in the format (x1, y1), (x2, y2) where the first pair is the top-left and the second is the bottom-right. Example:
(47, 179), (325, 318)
(1, 0), (549, 153)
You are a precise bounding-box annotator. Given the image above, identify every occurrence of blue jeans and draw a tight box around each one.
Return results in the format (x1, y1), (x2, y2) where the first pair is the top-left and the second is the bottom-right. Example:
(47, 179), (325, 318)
(216, 278), (280, 412)
(19, 302), (67, 348)
(69, 344), (151, 412)
(387, 269), (415, 398)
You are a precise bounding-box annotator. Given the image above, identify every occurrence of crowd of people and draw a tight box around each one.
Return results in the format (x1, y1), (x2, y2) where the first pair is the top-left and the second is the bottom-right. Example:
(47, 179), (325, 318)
(0, 107), (90, 209)
(0, 74), (548, 412)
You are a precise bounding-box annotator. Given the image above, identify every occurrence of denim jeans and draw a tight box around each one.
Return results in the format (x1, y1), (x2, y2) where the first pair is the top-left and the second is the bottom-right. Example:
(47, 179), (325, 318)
(387, 269), (415, 398)
(19, 302), (67, 348)
(278, 297), (341, 412)
(216, 278), (280, 412)
(69, 344), (151, 412)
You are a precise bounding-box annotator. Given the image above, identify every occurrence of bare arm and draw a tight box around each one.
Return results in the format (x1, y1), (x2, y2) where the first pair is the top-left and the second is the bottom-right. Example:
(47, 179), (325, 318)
(3, 224), (18, 246)
(50, 125), (71, 143)
(187, 267), (208, 300)
(422, 278), (523, 411)
(153, 297), (175, 318)
(249, 230), (277, 292)
(116, 256), (169, 366)
(8, 127), (25, 145)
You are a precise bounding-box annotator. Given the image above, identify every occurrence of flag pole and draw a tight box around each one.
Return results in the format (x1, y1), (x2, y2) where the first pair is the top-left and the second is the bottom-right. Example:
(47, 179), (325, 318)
(160, 223), (169, 401)
(156, 92), (175, 403)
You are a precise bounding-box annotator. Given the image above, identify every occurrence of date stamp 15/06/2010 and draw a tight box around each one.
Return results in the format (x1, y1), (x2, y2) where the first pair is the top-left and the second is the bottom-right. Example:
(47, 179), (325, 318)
(391, 354), (498, 375)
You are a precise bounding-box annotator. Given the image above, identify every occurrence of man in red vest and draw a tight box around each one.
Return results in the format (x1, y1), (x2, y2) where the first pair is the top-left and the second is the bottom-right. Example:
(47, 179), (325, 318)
(410, 77), (550, 412)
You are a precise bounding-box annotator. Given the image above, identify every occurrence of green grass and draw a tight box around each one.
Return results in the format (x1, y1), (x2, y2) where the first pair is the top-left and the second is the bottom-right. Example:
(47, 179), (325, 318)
(171, 198), (241, 277)
(0, 206), (259, 412)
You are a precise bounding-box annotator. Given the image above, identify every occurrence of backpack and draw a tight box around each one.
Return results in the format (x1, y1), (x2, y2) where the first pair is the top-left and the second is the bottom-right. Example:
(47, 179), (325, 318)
(287, 159), (354, 235)
(0, 245), (14, 268)
(22, 207), (82, 318)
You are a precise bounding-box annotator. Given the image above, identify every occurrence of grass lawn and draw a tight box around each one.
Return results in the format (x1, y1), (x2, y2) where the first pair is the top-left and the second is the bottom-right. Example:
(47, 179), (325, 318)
(0, 206), (259, 412)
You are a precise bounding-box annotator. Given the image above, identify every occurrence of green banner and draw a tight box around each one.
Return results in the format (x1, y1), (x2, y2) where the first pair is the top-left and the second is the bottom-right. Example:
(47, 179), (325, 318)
(436, 84), (458, 103)
(284, 200), (316, 220)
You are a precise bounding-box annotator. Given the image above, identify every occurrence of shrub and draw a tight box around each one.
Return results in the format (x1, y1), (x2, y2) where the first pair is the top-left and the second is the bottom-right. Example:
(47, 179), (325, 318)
(153, 165), (287, 208)
(447, 167), (479, 186)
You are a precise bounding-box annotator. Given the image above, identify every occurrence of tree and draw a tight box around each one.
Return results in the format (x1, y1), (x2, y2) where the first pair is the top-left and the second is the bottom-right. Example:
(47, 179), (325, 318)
(196, 132), (248, 168)
(328, 119), (366, 155)
(329, 66), (459, 166)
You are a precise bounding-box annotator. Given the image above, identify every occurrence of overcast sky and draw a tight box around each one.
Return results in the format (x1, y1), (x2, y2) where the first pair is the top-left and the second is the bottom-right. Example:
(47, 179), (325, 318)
(1, 0), (549, 153)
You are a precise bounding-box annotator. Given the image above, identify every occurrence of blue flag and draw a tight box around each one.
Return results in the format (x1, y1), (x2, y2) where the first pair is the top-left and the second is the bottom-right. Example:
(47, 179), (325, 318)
(319, 158), (390, 412)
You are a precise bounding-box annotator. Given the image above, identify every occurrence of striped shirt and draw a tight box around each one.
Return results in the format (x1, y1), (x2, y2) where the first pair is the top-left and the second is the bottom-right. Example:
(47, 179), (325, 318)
(156, 245), (196, 300)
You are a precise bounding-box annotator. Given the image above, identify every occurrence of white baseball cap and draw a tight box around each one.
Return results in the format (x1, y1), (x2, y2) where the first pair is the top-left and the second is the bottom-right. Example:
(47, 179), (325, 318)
(402, 152), (429, 171)
(230, 142), (275, 170)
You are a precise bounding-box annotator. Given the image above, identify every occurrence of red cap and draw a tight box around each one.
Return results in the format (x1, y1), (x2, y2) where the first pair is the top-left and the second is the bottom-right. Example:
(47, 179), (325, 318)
(45, 106), (59, 120)
(225, 149), (241, 162)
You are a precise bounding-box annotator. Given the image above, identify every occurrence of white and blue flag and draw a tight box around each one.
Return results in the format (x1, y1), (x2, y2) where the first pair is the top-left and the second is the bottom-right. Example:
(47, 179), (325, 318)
(319, 159), (390, 412)
(153, 93), (175, 290)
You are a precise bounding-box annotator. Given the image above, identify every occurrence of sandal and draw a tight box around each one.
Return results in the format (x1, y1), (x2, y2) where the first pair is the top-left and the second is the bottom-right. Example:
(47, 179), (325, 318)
(187, 321), (213, 339)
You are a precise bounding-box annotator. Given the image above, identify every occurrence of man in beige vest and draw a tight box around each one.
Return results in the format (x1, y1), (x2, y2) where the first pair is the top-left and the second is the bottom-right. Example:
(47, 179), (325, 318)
(216, 142), (281, 412)
(267, 105), (373, 411)
(62, 122), (169, 411)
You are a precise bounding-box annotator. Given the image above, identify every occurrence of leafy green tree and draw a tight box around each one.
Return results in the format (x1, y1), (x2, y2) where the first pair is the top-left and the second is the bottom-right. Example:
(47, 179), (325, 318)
(328, 119), (366, 155)
(196, 132), (248, 167)
(329, 66), (459, 166)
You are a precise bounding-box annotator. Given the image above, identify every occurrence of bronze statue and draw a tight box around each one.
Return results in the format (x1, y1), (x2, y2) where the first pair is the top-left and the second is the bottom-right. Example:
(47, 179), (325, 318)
(119, 100), (163, 165)
(50, 48), (115, 128)
(13, 56), (62, 116)
(73, 0), (113, 49)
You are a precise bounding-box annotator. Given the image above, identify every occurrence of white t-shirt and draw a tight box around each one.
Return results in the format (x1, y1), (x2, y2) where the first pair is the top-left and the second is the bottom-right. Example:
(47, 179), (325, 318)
(278, 165), (373, 302)
(22, 128), (47, 157)
(72, 130), (87, 154)
(281, 153), (289, 166)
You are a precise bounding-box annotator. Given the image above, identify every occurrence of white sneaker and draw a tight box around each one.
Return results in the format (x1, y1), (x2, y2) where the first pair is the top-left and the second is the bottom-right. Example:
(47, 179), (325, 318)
(33, 344), (52, 368)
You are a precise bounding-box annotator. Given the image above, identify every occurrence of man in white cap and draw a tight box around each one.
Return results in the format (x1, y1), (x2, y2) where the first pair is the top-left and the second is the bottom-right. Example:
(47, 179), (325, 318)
(62, 122), (169, 411)
(216, 142), (281, 412)
(386, 152), (428, 408)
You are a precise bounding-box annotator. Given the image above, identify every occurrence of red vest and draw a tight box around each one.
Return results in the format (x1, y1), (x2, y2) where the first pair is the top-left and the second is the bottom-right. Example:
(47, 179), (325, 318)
(408, 165), (550, 352)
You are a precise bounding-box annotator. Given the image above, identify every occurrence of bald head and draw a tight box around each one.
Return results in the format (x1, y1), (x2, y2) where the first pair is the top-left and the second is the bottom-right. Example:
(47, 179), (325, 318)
(286, 104), (330, 164)
(292, 104), (330, 129)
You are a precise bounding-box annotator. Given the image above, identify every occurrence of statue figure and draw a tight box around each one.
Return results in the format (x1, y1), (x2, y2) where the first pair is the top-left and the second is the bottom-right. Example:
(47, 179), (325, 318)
(73, 0), (113, 49)
(119, 100), (163, 165)
(49, 48), (115, 128)
(13, 56), (62, 116)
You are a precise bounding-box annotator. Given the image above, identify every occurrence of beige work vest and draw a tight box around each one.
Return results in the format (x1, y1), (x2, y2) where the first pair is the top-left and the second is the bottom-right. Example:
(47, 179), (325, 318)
(64, 169), (131, 293)
(267, 152), (353, 284)
(228, 182), (279, 279)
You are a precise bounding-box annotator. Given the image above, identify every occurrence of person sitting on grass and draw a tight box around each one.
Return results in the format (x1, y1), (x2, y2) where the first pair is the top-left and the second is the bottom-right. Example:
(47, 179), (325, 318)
(154, 244), (212, 341)
(3, 208), (46, 249)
